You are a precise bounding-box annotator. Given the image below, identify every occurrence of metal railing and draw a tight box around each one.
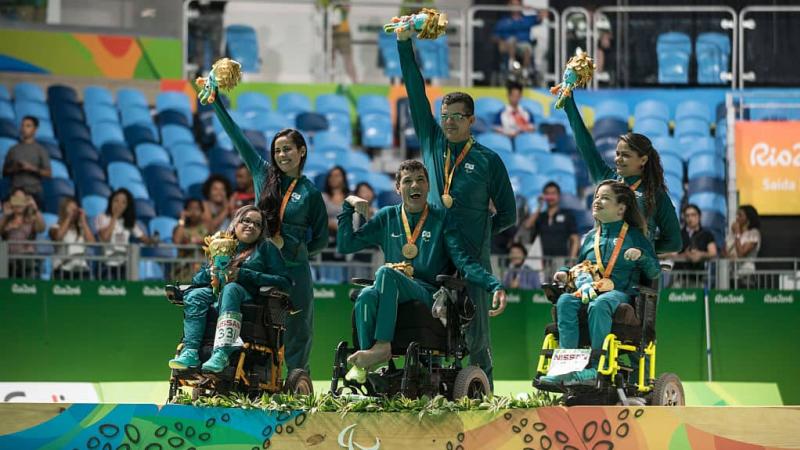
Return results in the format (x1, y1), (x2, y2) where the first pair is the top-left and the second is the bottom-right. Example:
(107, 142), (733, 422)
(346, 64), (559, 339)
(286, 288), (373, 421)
(738, 6), (800, 88)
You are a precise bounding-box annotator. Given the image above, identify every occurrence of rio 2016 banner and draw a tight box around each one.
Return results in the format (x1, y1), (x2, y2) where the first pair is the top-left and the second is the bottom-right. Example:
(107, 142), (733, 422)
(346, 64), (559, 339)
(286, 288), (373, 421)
(735, 121), (800, 215)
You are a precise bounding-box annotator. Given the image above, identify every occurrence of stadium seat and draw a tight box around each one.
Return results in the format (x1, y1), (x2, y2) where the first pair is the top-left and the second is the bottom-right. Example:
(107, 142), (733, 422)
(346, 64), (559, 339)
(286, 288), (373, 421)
(470, 116), (490, 135)
(243, 129), (267, 153)
(688, 152), (725, 180)
(155, 91), (193, 124)
(675, 100), (713, 125)
(160, 124), (195, 148)
(414, 36), (449, 80)
(474, 97), (505, 125)
(63, 138), (100, 164)
(593, 117), (628, 139)
(47, 85), (79, 104)
(661, 153), (684, 179)
(475, 132), (513, 154)
(244, 110), (291, 134)
(514, 132), (550, 154)
(0, 118), (15, 139)
(81, 194), (108, 219)
(519, 98), (544, 121)
(149, 216), (179, 240)
(0, 85), (9, 101)
(135, 143), (171, 169)
(360, 114), (393, 149)
(314, 130), (350, 153)
(135, 198), (156, 225)
(701, 210), (726, 236)
(77, 179), (111, 199)
(325, 113), (352, 140)
(170, 143), (208, 167)
(675, 118), (710, 141)
(107, 161), (144, 186)
(574, 208), (595, 235)
(237, 91), (272, 113)
(143, 165), (179, 187)
(554, 134), (578, 155)
(502, 153), (537, 174)
(551, 153), (576, 174)
(679, 136), (716, 161)
(518, 174), (550, 198)
(34, 119), (56, 144)
(687, 176), (725, 197)
(277, 92), (312, 122)
(688, 192), (726, 217)
(295, 112), (329, 133)
(157, 109), (191, 128)
(120, 105), (154, 127)
(634, 100), (670, 123)
(377, 190), (401, 208)
(73, 159), (107, 182)
(14, 100), (50, 124)
(548, 170), (578, 196)
(90, 123), (126, 149)
(100, 143), (135, 166)
(357, 95), (391, 119)
(42, 178), (76, 213)
(633, 118), (669, 137)
(664, 173), (684, 198)
(117, 88), (148, 110)
(593, 99), (630, 122)
(118, 180), (150, 200)
(178, 163), (210, 191)
(377, 30), (402, 79)
(226, 24), (261, 73)
(208, 146), (242, 170)
(84, 86), (115, 107)
(156, 198), (184, 218)
(13, 82), (46, 103)
(316, 94), (350, 116)
(84, 103), (119, 126)
(0, 101), (14, 122)
(40, 141), (62, 161)
(656, 32), (691, 84)
(651, 136), (679, 157)
(696, 32), (730, 85)
(51, 102), (84, 124)
(124, 124), (158, 147)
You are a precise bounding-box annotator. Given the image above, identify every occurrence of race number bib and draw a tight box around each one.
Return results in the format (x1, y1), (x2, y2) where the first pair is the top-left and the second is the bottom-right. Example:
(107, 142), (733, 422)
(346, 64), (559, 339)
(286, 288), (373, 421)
(213, 311), (242, 349)
(546, 349), (591, 377)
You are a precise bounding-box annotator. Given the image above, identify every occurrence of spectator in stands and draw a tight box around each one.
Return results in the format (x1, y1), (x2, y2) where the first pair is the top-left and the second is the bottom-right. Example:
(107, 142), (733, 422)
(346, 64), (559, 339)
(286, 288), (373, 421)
(503, 242), (540, 289)
(230, 164), (255, 210)
(726, 204), (761, 285)
(522, 182), (580, 265)
(492, 0), (541, 83)
(0, 189), (44, 279)
(330, 0), (358, 84)
(593, 13), (615, 85)
(49, 196), (94, 280)
(322, 166), (350, 240)
(353, 182), (377, 225)
(675, 204), (718, 272)
(494, 80), (536, 138)
(187, 0), (227, 74)
(562, 92), (682, 255)
(172, 198), (209, 281)
(94, 188), (154, 280)
(202, 174), (233, 232)
(2, 115), (51, 207)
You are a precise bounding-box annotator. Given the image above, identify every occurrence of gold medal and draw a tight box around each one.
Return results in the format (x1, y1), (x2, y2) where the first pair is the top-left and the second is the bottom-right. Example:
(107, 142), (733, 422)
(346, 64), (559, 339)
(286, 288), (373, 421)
(595, 277), (614, 292)
(441, 193), (454, 209)
(272, 234), (284, 249)
(402, 243), (418, 259)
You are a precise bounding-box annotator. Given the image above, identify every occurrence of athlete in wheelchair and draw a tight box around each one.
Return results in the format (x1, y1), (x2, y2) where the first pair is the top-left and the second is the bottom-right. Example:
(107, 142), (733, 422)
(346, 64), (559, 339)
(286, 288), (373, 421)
(166, 206), (313, 402)
(532, 180), (684, 406)
(330, 161), (507, 399)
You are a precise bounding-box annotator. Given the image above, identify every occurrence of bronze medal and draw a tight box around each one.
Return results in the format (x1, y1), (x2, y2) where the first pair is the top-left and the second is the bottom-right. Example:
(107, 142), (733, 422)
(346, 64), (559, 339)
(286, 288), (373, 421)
(441, 193), (454, 209)
(272, 234), (284, 249)
(402, 243), (418, 259)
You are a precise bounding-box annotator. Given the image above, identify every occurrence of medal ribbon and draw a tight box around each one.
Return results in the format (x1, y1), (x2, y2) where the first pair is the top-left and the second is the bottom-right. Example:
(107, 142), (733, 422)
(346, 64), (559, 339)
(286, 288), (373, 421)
(628, 178), (642, 192)
(593, 222), (629, 278)
(443, 138), (475, 196)
(276, 179), (298, 236)
(401, 204), (429, 248)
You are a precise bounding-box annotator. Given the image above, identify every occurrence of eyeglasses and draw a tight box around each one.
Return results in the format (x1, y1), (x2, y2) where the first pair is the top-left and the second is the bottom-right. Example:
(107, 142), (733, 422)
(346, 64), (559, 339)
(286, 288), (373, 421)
(439, 112), (472, 122)
(239, 217), (263, 229)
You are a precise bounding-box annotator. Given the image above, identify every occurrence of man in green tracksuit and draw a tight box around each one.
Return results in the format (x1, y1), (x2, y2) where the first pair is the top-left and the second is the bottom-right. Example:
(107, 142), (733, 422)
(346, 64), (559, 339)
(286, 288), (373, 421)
(398, 30), (516, 389)
(337, 160), (507, 374)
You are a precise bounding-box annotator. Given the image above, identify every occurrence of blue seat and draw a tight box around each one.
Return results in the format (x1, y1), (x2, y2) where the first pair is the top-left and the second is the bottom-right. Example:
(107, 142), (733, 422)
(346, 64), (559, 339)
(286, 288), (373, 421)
(13, 82), (46, 103)
(314, 130), (350, 153)
(651, 136), (679, 157)
(316, 94), (350, 116)
(661, 153), (684, 179)
(357, 95), (391, 118)
(134, 198), (156, 224)
(91, 123), (125, 148)
(0, 118), (15, 139)
(679, 136), (716, 162)
(157, 109), (191, 129)
(107, 161), (144, 186)
(474, 97), (505, 125)
(277, 92), (312, 122)
(77, 179), (111, 199)
(244, 110), (291, 134)
(551, 153), (576, 174)
(124, 124), (158, 147)
(675, 100), (712, 125)
(377, 190), (401, 208)
(74, 159), (107, 182)
(634, 99), (670, 123)
(84, 86), (115, 107)
(688, 152), (724, 180)
(325, 113), (352, 140)
(120, 105), (154, 127)
(101, 143), (135, 166)
(178, 163), (210, 191)
(170, 143), (208, 167)
(688, 192), (726, 217)
(696, 32), (730, 85)
(156, 198), (184, 217)
(687, 176), (725, 197)
(64, 138), (100, 163)
(519, 174), (550, 199)
(242, 129), (267, 154)
(226, 24), (261, 73)
(117, 88), (148, 110)
(14, 100), (50, 124)
(34, 119), (56, 144)
(664, 173), (684, 199)
(554, 134), (578, 155)
(81, 194), (109, 219)
(47, 85), (79, 104)
(675, 118), (710, 141)
(143, 165), (179, 187)
(657, 50), (690, 84)
(377, 30), (402, 79)
(42, 178), (76, 213)
(514, 132), (550, 154)
(40, 141), (62, 161)
(524, 149), (554, 171)
(475, 132), (512, 154)
(415, 36), (449, 80)
(236, 92), (272, 113)
(160, 124), (195, 148)
(209, 146), (242, 170)
(295, 112), (329, 133)
(0, 101), (14, 122)
(0, 85), (9, 101)
(548, 170), (578, 196)
(633, 118), (669, 137)
(594, 100), (630, 122)
(49, 159), (69, 180)
(592, 117), (628, 139)
(519, 98), (544, 121)
(51, 103), (84, 124)
(360, 114), (392, 149)
(118, 180), (150, 200)
(135, 143), (171, 169)
(84, 103), (119, 126)
(149, 216), (178, 240)
(155, 91), (192, 125)
(501, 153), (536, 174)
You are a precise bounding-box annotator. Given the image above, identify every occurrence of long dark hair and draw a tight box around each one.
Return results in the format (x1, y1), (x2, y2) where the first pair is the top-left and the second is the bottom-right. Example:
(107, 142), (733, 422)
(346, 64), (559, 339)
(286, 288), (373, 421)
(258, 129), (308, 236)
(324, 165), (350, 197)
(738, 204), (760, 230)
(619, 132), (667, 217)
(595, 180), (647, 235)
(105, 188), (136, 230)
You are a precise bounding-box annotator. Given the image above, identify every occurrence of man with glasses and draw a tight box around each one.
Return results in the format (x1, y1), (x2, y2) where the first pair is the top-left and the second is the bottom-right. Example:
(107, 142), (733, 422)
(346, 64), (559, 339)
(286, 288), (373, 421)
(397, 29), (516, 390)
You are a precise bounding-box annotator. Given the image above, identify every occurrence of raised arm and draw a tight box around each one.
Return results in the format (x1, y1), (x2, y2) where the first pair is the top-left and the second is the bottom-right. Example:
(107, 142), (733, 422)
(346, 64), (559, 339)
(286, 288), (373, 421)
(336, 202), (384, 254)
(306, 191), (329, 257)
(444, 223), (503, 293)
(397, 35), (439, 156)
(488, 153), (517, 234)
(653, 191), (683, 254)
(563, 94), (616, 182)
(212, 99), (266, 175)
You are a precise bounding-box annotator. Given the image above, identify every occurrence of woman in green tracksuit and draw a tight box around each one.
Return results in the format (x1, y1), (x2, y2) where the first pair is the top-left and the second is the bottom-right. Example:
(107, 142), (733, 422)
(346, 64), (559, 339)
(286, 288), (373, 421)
(169, 206), (292, 372)
(397, 29), (516, 389)
(539, 180), (661, 386)
(563, 94), (681, 254)
(212, 100), (328, 375)
(336, 160), (506, 375)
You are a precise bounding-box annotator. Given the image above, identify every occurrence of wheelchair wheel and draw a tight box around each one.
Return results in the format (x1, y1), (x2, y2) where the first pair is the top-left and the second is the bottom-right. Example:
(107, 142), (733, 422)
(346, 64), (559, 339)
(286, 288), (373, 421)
(284, 369), (314, 395)
(650, 372), (684, 406)
(452, 366), (490, 400)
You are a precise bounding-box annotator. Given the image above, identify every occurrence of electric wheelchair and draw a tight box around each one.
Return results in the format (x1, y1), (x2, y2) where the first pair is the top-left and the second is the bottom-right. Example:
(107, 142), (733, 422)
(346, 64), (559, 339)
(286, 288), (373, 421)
(532, 273), (684, 406)
(165, 284), (313, 402)
(330, 274), (491, 400)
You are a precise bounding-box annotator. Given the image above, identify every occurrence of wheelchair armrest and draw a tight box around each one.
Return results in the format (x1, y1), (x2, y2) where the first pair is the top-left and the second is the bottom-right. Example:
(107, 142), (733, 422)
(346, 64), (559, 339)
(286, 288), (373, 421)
(164, 284), (198, 306)
(351, 278), (374, 287)
(258, 286), (290, 300)
(436, 275), (466, 290)
(638, 285), (657, 297)
(541, 283), (565, 304)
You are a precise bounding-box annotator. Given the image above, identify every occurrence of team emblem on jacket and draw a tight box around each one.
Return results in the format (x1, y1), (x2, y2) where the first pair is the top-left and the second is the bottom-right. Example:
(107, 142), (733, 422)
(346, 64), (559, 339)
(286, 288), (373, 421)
(291, 192), (302, 201)
(464, 163), (475, 173)
(421, 230), (432, 241)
